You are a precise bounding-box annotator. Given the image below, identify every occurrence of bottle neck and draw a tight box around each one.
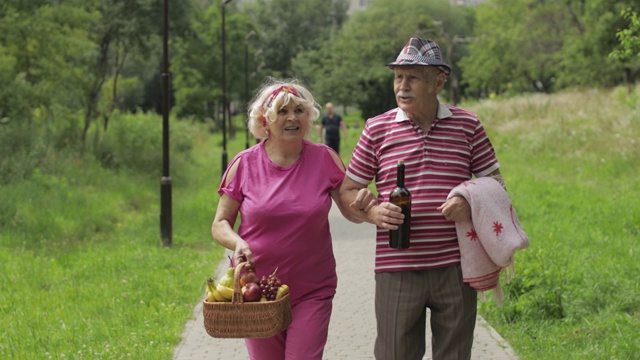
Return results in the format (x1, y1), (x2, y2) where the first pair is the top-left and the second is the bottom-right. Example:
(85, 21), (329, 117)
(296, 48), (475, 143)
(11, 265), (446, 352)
(397, 165), (405, 187)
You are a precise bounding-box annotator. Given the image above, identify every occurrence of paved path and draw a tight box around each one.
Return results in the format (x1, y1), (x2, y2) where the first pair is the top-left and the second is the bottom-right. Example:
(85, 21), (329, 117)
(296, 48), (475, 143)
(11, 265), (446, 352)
(173, 203), (519, 360)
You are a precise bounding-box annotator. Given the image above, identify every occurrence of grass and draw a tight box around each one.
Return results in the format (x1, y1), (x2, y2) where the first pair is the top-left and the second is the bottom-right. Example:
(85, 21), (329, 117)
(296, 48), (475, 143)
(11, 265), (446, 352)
(465, 85), (640, 359)
(1, 85), (638, 359)
(0, 121), (246, 359)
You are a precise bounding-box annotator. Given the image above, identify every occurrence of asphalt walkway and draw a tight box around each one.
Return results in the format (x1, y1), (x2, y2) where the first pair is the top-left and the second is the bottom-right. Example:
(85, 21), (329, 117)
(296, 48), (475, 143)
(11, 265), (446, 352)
(173, 202), (519, 360)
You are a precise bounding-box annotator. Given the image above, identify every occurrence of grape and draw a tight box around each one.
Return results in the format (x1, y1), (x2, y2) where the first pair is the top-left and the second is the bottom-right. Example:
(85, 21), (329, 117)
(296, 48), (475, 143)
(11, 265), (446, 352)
(258, 269), (285, 301)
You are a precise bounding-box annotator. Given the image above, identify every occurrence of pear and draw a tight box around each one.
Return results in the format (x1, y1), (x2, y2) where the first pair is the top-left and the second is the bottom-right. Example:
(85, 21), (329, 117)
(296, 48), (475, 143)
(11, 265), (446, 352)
(218, 267), (235, 289)
(275, 284), (289, 300)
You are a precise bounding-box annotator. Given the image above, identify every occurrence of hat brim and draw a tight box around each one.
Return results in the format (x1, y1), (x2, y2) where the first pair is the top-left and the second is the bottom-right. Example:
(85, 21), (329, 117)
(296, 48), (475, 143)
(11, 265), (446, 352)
(387, 60), (451, 75)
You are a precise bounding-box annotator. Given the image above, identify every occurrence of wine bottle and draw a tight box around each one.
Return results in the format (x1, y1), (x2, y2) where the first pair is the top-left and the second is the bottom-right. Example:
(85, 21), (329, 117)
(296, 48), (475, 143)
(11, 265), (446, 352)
(389, 160), (411, 249)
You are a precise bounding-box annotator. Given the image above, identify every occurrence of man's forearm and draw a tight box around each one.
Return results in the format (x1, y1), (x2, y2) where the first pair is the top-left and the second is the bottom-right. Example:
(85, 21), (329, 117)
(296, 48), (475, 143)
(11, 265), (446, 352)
(338, 180), (376, 224)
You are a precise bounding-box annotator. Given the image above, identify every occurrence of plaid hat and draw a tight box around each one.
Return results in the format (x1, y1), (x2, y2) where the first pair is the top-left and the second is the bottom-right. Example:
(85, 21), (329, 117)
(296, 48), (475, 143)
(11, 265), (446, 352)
(387, 37), (451, 75)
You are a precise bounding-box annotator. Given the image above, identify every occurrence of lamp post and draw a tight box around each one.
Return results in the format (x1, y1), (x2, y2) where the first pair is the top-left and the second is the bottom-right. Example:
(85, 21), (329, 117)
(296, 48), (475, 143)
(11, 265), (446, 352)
(160, 0), (172, 247)
(244, 30), (255, 149)
(220, 0), (233, 172)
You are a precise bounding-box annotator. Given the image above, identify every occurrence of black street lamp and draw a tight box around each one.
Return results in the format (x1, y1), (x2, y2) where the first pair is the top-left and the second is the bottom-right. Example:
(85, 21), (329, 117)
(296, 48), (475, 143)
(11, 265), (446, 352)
(244, 30), (255, 149)
(221, 0), (233, 173)
(160, 0), (172, 247)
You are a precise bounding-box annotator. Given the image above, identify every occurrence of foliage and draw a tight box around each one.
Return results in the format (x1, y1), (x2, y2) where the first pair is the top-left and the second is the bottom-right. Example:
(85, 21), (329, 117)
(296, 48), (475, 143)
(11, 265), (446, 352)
(610, 8), (640, 86)
(611, 8), (640, 61)
(0, 1), (98, 121)
(0, 0), (194, 146)
(92, 112), (195, 174)
(555, 0), (638, 89)
(460, 0), (640, 97)
(171, 2), (254, 121)
(293, 0), (474, 120)
(460, 0), (568, 95)
(241, 0), (350, 78)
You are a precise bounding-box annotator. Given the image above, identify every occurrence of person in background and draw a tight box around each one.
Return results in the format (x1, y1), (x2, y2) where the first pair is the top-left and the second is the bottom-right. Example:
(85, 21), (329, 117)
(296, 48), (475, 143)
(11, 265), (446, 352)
(338, 38), (505, 360)
(320, 102), (348, 154)
(211, 78), (368, 360)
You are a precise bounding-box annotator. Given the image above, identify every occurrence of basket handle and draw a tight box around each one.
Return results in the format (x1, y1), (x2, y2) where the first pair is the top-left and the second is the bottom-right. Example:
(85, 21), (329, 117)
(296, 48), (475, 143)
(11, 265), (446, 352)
(231, 261), (250, 304)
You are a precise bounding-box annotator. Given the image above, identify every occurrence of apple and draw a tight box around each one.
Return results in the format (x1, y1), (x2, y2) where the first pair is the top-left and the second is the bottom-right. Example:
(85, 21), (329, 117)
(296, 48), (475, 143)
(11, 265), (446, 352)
(242, 282), (262, 302)
(240, 270), (260, 286)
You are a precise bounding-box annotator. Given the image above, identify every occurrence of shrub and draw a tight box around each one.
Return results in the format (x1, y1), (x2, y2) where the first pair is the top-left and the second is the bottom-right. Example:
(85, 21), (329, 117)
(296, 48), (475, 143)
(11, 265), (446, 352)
(93, 112), (195, 174)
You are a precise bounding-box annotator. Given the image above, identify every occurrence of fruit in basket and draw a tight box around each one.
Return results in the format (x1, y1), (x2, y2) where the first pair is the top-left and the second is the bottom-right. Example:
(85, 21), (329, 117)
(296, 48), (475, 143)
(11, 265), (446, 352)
(240, 270), (260, 286)
(242, 282), (262, 302)
(206, 278), (218, 302)
(216, 284), (234, 301)
(205, 279), (227, 302)
(258, 267), (285, 301)
(219, 267), (235, 289)
(276, 284), (289, 300)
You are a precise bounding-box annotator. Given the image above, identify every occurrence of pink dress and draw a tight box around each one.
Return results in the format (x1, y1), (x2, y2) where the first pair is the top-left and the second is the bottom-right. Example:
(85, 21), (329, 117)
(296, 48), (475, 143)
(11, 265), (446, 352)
(218, 139), (344, 359)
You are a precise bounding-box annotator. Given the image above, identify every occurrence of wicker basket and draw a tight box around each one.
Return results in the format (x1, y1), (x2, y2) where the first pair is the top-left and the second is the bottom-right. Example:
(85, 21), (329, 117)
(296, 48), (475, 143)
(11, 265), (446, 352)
(203, 262), (292, 338)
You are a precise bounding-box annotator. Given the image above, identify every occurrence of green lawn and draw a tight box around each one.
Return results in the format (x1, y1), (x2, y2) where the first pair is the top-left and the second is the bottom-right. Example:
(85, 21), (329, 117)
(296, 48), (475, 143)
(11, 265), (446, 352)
(0, 122), (243, 359)
(1, 85), (638, 359)
(467, 86), (640, 359)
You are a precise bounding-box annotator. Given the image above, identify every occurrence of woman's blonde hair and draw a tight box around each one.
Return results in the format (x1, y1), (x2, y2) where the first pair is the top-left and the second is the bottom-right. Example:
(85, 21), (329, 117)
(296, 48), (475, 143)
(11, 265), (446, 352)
(247, 78), (320, 139)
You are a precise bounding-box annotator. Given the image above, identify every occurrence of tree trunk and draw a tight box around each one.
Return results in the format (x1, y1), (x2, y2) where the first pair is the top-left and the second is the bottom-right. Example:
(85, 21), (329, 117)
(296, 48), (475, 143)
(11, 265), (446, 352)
(81, 31), (112, 145)
(103, 47), (128, 132)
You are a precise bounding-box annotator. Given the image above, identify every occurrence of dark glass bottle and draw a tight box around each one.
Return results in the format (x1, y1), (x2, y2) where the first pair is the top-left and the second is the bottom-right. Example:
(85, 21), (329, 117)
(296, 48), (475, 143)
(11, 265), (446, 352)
(389, 160), (411, 249)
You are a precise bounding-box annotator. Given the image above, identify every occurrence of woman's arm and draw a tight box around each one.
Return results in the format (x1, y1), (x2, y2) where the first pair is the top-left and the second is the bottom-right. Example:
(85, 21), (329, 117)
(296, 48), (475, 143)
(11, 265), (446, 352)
(210, 158), (255, 267)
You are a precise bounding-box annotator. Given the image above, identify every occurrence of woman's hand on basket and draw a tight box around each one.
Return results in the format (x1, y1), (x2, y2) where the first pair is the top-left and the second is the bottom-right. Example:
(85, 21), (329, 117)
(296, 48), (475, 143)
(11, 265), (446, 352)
(233, 239), (255, 269)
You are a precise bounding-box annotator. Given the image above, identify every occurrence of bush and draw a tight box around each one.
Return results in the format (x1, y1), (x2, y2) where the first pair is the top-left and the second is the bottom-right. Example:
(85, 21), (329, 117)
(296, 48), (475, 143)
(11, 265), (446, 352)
(93, 112), (195, 174)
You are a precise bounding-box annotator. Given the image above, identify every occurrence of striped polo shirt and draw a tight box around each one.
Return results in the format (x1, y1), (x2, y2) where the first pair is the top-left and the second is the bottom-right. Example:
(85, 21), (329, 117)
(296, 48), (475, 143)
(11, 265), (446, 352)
(346, 102), (500, 273)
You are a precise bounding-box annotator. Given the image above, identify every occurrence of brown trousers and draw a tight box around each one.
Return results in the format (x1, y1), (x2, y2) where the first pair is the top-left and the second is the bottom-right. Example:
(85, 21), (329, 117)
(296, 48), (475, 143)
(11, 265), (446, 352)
(374, 265), (477, 360)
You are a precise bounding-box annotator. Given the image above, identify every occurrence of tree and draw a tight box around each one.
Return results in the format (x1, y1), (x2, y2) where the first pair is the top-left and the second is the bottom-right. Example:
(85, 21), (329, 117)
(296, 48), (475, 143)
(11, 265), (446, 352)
(460, 0), (640, 97)
(80, 0), (194, 142)
(171, 2), (253, 125)
(242, 0), (349, 78)
(294, 0), (474, 120)
(460, 0), (573, 96)
(556, 0), (639, 89)
(610, 8), (640, 90)
(0, 1), (98, 131)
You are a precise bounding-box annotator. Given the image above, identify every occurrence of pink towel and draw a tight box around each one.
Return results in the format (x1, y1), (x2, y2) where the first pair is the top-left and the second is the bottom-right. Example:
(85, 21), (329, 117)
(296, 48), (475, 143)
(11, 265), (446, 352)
(447, 177), (529, 304)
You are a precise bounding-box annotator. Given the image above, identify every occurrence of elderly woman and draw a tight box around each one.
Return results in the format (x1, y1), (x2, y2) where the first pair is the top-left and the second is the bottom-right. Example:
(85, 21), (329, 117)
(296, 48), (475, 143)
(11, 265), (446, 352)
(211, 79), (362, 359)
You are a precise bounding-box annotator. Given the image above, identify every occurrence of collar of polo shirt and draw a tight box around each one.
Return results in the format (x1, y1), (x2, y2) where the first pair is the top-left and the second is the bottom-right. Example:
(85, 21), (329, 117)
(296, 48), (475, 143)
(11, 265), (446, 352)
(394, 100), (453, 123)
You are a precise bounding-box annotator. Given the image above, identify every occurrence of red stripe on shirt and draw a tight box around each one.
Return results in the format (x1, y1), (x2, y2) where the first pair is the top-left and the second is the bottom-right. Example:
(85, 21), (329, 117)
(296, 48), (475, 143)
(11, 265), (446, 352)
(347, 105), (500, 272)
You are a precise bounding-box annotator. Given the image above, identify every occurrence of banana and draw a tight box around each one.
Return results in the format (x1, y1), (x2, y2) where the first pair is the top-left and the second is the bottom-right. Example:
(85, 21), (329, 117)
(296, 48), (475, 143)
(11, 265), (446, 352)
(206, 278), (218, 302)
(276, 284), (289, 300)
(212, 288), (226, 302)
(216, 284), (234, 301)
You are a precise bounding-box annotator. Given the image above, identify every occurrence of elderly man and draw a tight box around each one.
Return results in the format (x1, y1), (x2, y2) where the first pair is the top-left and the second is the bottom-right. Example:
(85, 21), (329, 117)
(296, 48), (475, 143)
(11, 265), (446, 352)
(339, 38), (504, 360)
